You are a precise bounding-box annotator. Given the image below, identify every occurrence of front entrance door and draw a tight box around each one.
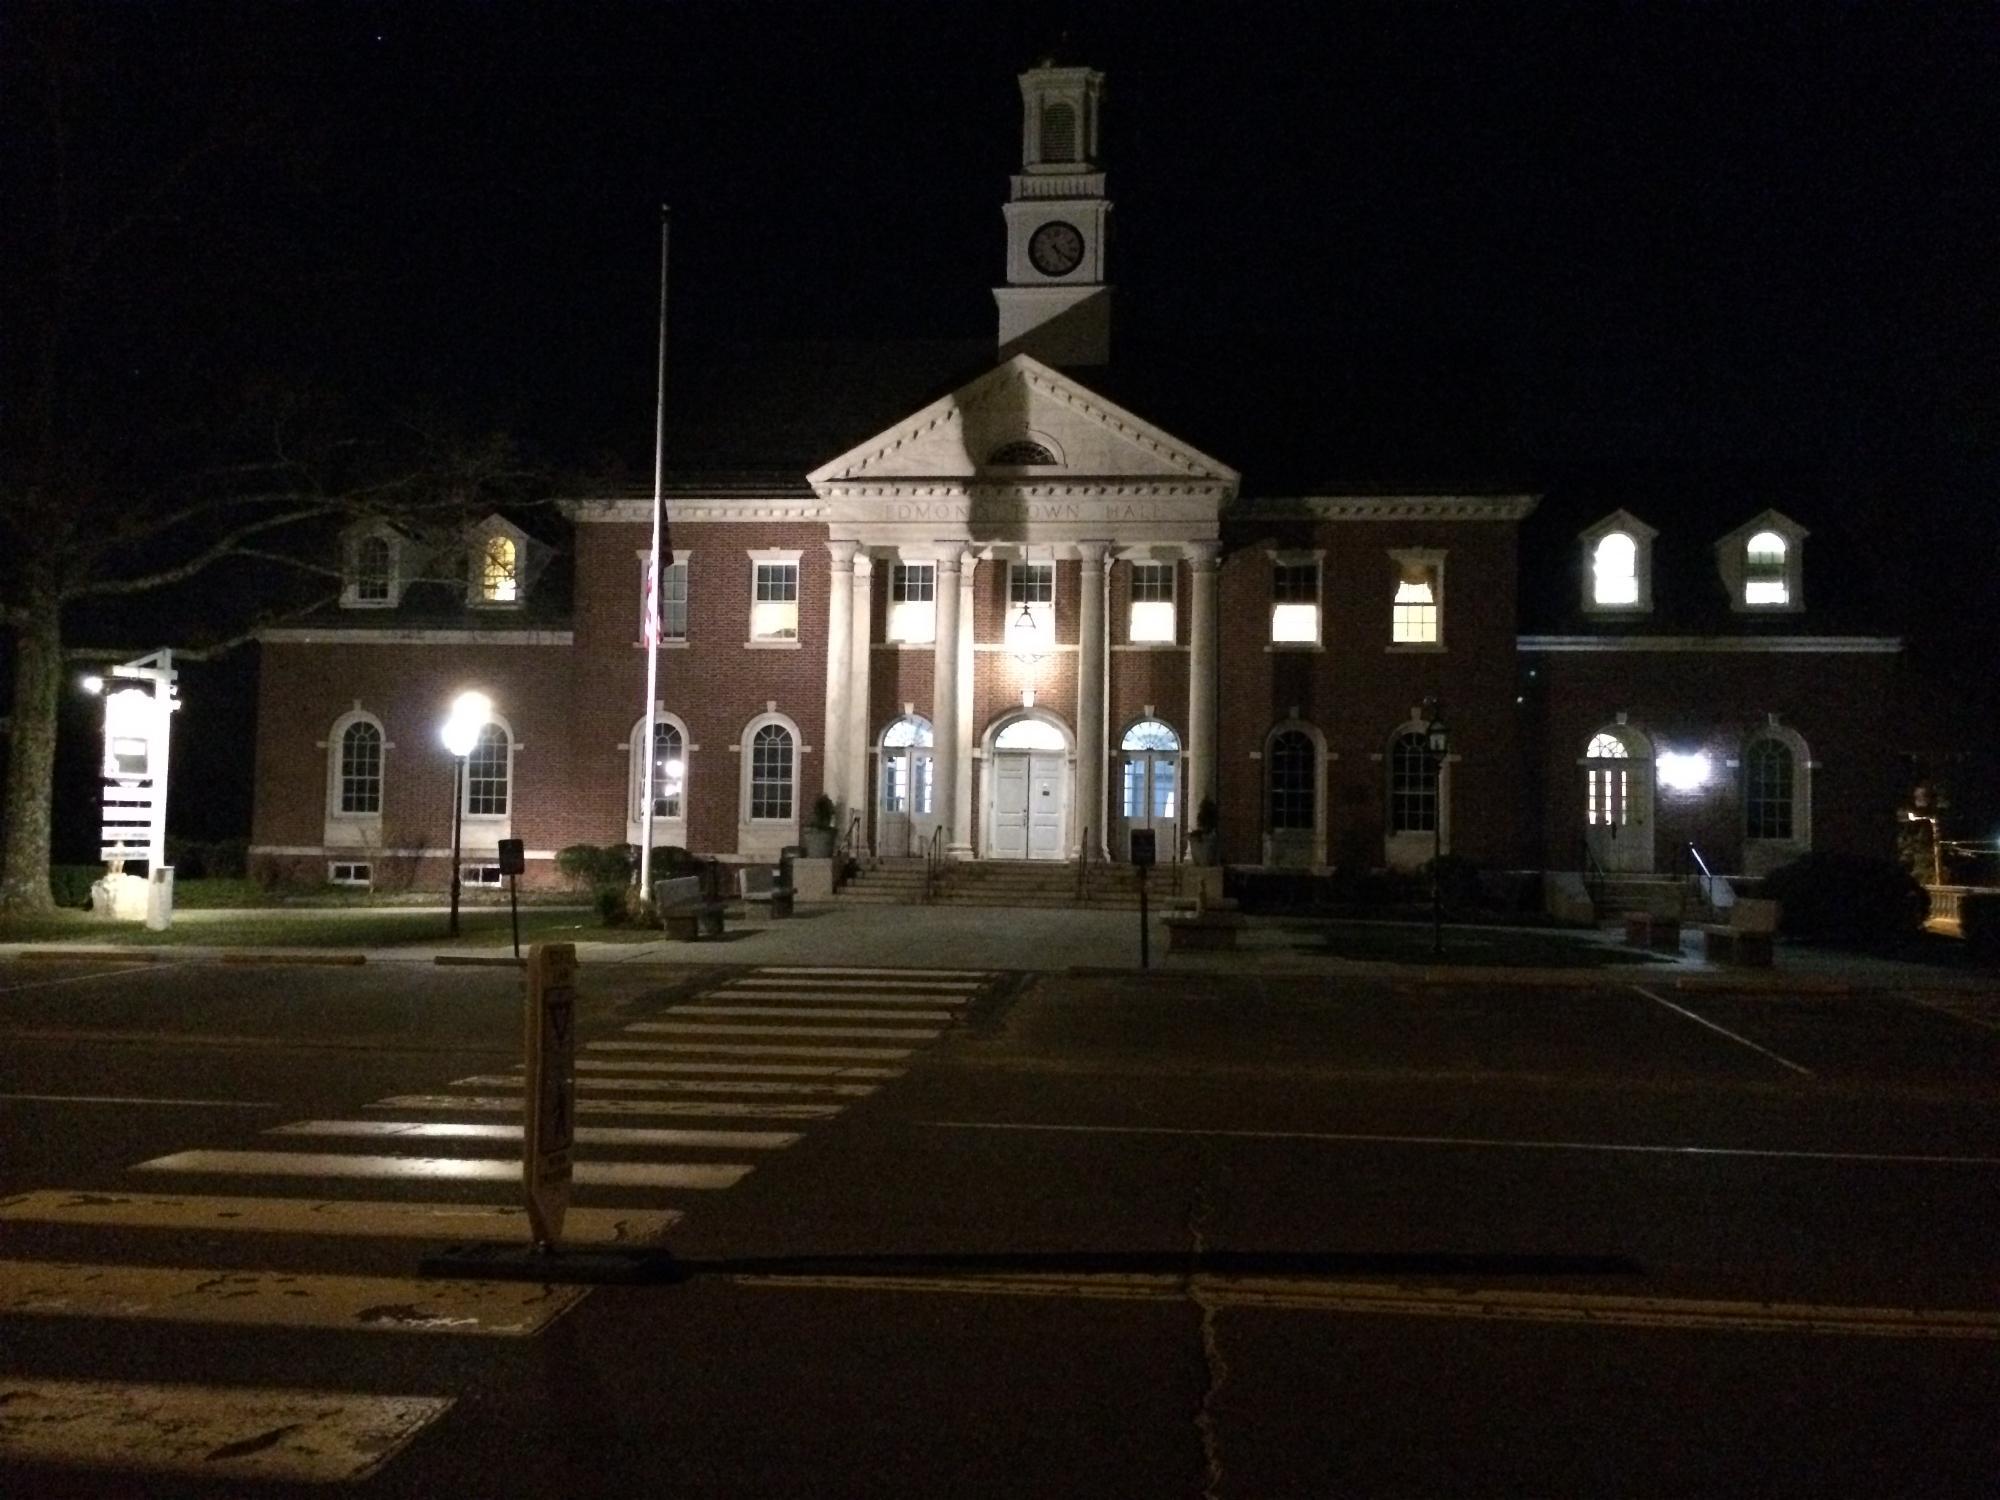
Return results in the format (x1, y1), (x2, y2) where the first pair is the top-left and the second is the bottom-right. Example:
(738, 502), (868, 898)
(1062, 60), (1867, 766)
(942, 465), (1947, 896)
(1116, 719), (1182, 860)
(877, 715), (937, 857)
(1583, 729), (1653, 873)
(990, 751), (1068, 859)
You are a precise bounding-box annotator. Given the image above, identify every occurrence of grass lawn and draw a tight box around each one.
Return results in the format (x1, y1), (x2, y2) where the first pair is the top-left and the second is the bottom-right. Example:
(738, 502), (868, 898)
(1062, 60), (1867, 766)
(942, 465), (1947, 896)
(0, 906), (656, 949)
(1300, 920), (1668, 968)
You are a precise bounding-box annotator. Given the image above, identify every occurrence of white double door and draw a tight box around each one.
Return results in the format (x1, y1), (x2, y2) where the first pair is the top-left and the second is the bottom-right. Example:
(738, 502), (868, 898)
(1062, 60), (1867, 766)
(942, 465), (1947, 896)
(989, 751), (1067, 860)
(1117, 752), (1179, 861)
(1584, 761), (1653, 873)
(879, 746), (938, 857)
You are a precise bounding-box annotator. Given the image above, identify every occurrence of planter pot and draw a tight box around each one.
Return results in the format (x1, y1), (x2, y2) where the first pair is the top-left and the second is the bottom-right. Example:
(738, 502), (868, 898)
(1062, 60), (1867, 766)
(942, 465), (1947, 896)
(1187, 831), (1218, 868)
(801, 826), (836, 858)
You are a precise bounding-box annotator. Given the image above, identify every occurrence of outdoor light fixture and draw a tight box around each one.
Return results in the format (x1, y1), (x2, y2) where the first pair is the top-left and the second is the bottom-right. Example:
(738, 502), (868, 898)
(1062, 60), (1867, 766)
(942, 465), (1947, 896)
(1010, 601), (1043, 706)
(80, 674), (105, 696)
(440, 691), (494, 937)
(1657, 751), (1712, 792)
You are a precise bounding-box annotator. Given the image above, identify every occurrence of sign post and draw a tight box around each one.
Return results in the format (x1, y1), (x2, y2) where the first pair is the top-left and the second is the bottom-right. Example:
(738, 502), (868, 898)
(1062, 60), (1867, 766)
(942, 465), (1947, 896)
(1129, 829), (1156, 971)
(523, 942), (576, 1251)
(498, 838), (525, 958)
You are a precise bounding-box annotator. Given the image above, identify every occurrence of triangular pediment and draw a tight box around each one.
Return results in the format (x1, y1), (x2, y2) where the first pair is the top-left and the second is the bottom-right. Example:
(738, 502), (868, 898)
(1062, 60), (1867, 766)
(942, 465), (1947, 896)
(807, 354), (1238, 489)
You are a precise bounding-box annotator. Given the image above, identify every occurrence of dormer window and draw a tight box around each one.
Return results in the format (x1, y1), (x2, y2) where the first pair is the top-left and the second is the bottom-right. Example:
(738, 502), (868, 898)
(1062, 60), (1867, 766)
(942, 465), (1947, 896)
(356, 537), (392, 602)
(341, 524), (406, 609)
(480, 536), (518, 603)
(1579, 511), (1656, 614)
(1718, 509), (1806, 614)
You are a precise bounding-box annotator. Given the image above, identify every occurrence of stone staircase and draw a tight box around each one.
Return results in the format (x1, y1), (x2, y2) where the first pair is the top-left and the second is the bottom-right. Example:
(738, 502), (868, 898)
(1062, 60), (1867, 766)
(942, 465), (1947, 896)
(831, 858), (931, 905)
(1588, 872), (1732, 925)
(834, 856), (1199, 911)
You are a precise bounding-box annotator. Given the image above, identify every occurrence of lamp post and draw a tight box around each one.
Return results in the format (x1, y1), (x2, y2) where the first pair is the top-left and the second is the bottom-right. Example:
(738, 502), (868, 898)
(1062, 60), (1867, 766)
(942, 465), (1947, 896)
(1423, 697), (1449, 956)
(440, 691), (493, 938)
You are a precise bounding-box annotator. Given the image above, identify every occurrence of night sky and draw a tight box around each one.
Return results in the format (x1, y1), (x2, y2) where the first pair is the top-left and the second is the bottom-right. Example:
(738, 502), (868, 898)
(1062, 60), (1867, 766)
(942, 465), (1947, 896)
(8, 1), (1997, 849)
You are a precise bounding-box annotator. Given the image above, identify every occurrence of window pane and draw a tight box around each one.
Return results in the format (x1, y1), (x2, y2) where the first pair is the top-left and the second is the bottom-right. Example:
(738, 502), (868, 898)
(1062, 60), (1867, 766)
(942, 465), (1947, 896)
(662, 562), (688, 641)
(1130, 563), (1174, 602)
(642, 721), (683, 819)
(481, 537), (518, 602)
(1389, 732), (1437, 834)
(1267, 731), (1315, 831)
(750, 725), (794, 820)
(751, 560), (799, 640)
(1586, 733), (1629, 759)
(357, 537), (391, 601)
(1593, 533), (1638, 605)
(912, 754), (933, 816)
(1745, 740), (1794, 840)
(1009, 563), (1054, 603)
(1152, 758), (1177, 820)
(465, 724), (509, 816)
(882, 755), (907, 813)
(1122, 759), (1144, 818)
(1273, 563), (1318, 603)
(1120, 720), (1180, 752)
(339, 723), (382, 814)
(1271, 602), (1319, 644)
(1129, 600), (1175, 642)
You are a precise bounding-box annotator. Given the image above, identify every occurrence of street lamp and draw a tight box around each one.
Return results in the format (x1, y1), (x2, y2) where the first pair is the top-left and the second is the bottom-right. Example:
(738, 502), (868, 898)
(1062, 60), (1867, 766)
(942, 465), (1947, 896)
(1423, 697), (1449, 956)
(440, 691), (493, 937)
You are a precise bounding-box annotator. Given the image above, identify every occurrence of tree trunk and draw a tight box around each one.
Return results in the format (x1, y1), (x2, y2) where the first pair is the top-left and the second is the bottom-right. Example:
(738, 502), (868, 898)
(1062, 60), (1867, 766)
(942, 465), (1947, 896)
(1, 595), (64, 914)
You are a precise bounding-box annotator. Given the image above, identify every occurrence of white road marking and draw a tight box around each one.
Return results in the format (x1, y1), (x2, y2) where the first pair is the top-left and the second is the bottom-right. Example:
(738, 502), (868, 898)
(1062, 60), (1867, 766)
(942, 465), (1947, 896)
(573, 1059), (902, 1079)
(0, 1092), (278, 1109)
(707, 989), (970, 1004)
(668, 1004), (958, 1022)
(0, 1190), (678, 1243)
(371, 1093), (843, 1120)
(0, 1258), (586, 1335)
(0, 1379), (451, 1483)
(454, 1074), (877, 1098)
(1905, 990), (2000, 1034)
(749, 966), (989, 978)
(267, 1120), (801, 1148)
(627, 1021), (943, 1040)
(1629, 984), (1815, 1077)
(0, 960), (196, 993)
(589, 1040), (914, 1060)
(919, 1119), (2000, 1167)
(132, 1149), (752, 1189)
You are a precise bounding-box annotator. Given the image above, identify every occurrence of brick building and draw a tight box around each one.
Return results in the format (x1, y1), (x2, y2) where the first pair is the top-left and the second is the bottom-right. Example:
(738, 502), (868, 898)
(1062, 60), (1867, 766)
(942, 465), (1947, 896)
(250, 60), (1901, 893)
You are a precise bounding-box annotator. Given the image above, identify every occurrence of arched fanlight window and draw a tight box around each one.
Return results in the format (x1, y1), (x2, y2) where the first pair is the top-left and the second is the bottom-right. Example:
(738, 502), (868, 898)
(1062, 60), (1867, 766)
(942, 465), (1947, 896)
(988, 440), (1059, 467)
(994, 716), (1067, 752)
(1593, 533), (1639, 606)
(882, 715), (934, 749)
(1586, 732), (1630, 759)
(1121, 720), (1180, 752)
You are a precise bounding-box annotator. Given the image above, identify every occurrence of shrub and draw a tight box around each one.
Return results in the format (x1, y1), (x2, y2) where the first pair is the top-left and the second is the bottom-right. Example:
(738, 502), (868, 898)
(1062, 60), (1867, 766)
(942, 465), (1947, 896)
(49, 865), (100, 908)
(1761, 852), (1928, 944)
(557, 844), (605, 889)
(1959, 892), (2000, 962)
(595, 884), (631, 926)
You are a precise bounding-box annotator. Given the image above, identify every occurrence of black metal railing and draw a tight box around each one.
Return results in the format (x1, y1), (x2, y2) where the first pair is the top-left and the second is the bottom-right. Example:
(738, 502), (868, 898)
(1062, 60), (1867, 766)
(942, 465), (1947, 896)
(922, 824), (945, 904)
(1580, 837), (1609, 914)
(1075, 826), (1091, 904)
(1678, 840), (1731, 915)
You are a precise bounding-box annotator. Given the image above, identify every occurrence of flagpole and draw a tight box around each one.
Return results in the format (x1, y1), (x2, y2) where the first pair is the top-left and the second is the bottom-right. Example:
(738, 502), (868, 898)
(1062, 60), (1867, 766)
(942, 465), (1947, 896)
(639, 206), (670, 907)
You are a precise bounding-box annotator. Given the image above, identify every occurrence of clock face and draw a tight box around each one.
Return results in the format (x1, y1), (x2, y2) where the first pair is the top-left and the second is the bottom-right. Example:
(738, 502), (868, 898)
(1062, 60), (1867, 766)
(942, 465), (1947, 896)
(1028, 220), (1086, 277)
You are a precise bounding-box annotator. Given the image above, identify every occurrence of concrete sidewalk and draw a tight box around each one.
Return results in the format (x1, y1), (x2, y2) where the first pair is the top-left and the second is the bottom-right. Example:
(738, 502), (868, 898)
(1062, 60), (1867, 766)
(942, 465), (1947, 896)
(5, 901), (1992, 993)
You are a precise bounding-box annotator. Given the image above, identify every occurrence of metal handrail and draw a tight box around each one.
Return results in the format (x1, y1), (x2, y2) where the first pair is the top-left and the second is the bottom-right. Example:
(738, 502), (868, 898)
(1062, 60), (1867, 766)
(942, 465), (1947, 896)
(922, 824), (945, 904)
(1075, 826), (1090, 903)
(1579, 837), (1609, 913)
(1680, 841), (1732, 912)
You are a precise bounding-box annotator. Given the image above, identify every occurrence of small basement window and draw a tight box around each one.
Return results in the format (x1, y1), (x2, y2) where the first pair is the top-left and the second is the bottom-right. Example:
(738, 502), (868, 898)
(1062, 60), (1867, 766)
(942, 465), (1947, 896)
(328, 861), (372, 888)
(461, 864), (503, 887)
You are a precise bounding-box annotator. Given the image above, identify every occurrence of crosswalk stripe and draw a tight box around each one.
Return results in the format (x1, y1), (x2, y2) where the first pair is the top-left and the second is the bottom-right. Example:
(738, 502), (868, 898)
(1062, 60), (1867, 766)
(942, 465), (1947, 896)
(590, 1040), (914, 1060)
(267, 1120), (801, 1149)
(667, 1004), (958, 1022)
(454, 1074), (877, 1098)
(133, 1149), (752, 1189)
(371, 1094), (844, 1120)
(0, 1258), (586, 1336)
(723, 979), (980, 992)
(0, 1189), (677, 1243)
(0, 1379), (451, 1484)
(627, 1022), (943, 1040)
(572, 1060), (902, 1080)
(700, 1000), (972, 1012)
(750, 966), (989, 978)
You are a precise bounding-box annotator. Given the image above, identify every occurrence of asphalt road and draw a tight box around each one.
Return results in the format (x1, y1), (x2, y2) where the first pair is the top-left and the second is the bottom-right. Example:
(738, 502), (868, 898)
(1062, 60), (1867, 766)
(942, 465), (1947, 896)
(2, 956), (1997, 1498)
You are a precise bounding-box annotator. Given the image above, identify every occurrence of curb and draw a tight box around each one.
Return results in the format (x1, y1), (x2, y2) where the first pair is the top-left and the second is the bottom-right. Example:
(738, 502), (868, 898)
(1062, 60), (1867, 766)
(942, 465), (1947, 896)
(15, 948), (177, 964)
(218, 951), (367, 967)
(435, 954), (527, 968)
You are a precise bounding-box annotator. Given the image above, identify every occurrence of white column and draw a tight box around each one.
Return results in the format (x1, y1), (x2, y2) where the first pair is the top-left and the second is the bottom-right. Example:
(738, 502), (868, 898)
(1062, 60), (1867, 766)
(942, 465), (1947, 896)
(822, 541), (856, 824)
(846, 553), (875, 849)
(931, 549), (966, 857)
(954, 556), (976, 856)
(1187, 541), (1220, 829)
(1075, 541), (1110, 860)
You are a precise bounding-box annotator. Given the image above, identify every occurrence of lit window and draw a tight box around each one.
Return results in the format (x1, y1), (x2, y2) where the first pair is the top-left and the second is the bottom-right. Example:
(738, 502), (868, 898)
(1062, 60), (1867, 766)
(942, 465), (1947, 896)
(338, 721), (382, 815)
(1744, 532), (1789, 606)
(1592, 533), (1638, 606)
(1008, 562), (1055, 651)
(479, 536), (519, 603)
(660, 560), (688, 641)
(635, 719), (684, 821)
(1128, 563), (1176, 643)
(464, 724), (509, 817)
(749, 724), (794, 821)
(1745, 738), (1795, 840)
(1271, 561), (1320, 645)
(1391, 557), (1441, 645)
(751, 561), (799, 641)
(1389, 732), (1440, 834)
(1267, 730), (1315, 831)
(889, 563), (937, 643)
(328, 861), (372, 887)
(356, 536), (392, 603)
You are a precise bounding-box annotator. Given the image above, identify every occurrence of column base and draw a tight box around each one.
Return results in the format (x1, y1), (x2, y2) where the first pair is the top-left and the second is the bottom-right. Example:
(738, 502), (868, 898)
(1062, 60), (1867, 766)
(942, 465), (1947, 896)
(946, 841), (975, 861)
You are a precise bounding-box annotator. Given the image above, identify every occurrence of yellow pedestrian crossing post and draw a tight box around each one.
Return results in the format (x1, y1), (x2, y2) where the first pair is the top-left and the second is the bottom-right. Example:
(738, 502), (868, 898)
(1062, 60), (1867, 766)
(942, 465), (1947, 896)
(523, 942), (576, 1251)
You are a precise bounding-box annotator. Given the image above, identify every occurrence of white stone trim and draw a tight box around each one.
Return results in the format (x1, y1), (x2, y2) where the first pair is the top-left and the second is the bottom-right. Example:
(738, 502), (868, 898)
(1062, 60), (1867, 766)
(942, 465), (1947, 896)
(1518, 635), (1900, 653)
(1236, 494), (1539, 522)
(259, 629), (573, 646)
(252, 845), (560, 860)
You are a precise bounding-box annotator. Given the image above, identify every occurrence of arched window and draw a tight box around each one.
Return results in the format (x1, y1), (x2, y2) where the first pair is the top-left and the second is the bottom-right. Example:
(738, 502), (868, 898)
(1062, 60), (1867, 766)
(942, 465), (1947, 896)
(1593, 533), (1638, 606)
(1586, 731), (1631, 760)
(988, 440), (1058, 467)
(464, 723), (510, 817)
(994, 716), (1067, 752)
(1745, 737), (1795, 841)
(338, 721), (383, 814)
(1744, 532), (1789, 606)
(631, 715), (686, 821)
(1040, 101), (1077, 163)
(1388, 731), (1438, 834)
(356, 536), (392, 603)
(1121, 720), (1180, 752)
(480, 535), (519, 603)
(1267, 730), (1315, 832)
(749, 724), (794, 821)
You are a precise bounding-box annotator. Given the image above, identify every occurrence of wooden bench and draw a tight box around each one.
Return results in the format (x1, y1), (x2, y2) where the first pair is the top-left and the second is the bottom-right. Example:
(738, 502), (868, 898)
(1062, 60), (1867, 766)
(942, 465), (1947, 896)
(738, 863), (795, 920)
(1697, 898), (1780, 967)
(1165, 896), (1244, 952)
(655, 875), (728, 941)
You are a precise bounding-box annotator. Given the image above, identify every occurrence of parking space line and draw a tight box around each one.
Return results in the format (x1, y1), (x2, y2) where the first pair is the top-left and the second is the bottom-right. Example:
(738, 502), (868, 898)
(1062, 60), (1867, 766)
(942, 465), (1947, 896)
(1629, 984), (1815, 1077)
(1905, 991), (2000, 1034)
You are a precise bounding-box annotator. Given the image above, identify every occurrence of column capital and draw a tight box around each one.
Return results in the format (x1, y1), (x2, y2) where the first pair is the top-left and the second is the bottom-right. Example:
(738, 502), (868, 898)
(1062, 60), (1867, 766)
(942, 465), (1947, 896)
(825, 539), (860, 571)
(1183, 540), (1221, 570)
(1075, 539), (1113, 569)
(852, 551), (876, 578)
(934, 546), (972, 576)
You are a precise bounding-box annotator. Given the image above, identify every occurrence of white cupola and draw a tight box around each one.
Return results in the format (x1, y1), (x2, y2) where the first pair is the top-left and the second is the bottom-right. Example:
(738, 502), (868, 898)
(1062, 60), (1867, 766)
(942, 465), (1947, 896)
(995, 59), (1112, 367)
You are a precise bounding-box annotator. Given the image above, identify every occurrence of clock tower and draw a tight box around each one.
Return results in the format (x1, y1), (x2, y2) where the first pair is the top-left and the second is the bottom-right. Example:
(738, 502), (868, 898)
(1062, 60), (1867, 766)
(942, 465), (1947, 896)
(995, 60), (1112, 366)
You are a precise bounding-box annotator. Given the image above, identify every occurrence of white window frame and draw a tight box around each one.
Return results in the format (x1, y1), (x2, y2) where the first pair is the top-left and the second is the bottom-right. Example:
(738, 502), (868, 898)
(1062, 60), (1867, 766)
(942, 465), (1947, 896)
(328, 860), (373, 888)
(1127, 561), (1177, 644)
(1388, 548), (1446, 650)
(1007, 560), (1056, 652)
(1580, 511), (1658, 615)
(736, 710), (805, 857)
(633, 551), (692, 645)
(747, 549), (803, 646)
(629, 711), (691, 828)
(1269, 551), (1323, 648)
(460, 863), (504, 887)
(461, 717), (515, 824)
(1384, 717), (1451, 870)
(888, 561), (938, 644)
(1742, 721), (1812, 864)
(324, 710), (387, 825)
(467, 518), (530, 608)
(1718, 510), (1807, 615)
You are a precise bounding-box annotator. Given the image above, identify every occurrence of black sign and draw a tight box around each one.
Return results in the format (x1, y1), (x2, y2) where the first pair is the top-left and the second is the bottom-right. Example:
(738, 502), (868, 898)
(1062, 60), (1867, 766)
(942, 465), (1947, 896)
(1129, 829), (1157, 868)
(498, 838), (525, 876)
